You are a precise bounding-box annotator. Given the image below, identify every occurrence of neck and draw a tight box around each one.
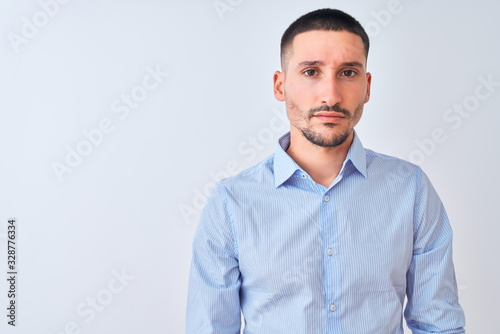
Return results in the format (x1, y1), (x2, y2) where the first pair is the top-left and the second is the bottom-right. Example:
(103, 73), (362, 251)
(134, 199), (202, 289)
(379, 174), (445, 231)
(286, 128), (354, 188)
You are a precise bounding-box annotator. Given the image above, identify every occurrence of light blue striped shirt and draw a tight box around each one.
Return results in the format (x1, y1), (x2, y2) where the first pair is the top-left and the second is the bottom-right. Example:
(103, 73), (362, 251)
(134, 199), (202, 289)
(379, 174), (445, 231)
(186, 131), (465, 333)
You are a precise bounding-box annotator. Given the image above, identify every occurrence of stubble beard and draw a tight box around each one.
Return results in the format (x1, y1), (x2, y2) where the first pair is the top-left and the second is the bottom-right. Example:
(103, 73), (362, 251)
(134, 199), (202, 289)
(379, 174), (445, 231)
(288, 102), (363, 148)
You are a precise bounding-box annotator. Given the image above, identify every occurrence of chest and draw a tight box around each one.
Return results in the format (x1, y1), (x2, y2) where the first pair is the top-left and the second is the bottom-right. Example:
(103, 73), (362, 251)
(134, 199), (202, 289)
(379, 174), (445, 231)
(233, 189), (414, 293)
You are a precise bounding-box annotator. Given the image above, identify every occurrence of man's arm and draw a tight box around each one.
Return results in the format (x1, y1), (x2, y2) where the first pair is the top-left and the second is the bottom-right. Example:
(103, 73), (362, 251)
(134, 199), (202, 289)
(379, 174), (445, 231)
(186, 183), (242, 334)
(405, 170), (466, 333)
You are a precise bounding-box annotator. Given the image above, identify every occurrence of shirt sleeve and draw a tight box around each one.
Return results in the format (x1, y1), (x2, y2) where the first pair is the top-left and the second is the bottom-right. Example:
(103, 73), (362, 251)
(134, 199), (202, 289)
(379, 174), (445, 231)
(186, 182), (242, 334)
(404, 169), (466, 333)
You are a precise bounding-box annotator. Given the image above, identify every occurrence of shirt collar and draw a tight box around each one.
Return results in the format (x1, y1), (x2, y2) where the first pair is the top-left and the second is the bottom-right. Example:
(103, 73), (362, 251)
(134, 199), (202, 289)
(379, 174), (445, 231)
(273, 130), (367, 188)
(348, 130), (367, 178)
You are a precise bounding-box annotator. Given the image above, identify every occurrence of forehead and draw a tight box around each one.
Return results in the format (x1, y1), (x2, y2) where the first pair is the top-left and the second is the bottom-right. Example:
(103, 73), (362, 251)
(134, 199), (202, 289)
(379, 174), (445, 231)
(289, 30), (366, 66)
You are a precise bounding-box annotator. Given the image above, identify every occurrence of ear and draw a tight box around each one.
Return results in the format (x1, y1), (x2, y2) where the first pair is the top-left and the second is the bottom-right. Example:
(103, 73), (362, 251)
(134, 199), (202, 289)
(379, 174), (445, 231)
(364, 72), (372, 103)
(273, 71), (285, 102)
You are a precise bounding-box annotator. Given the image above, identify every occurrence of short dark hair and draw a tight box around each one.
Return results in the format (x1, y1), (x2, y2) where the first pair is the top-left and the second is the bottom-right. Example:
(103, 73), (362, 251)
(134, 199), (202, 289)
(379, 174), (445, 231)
(280, 8), (370, 69)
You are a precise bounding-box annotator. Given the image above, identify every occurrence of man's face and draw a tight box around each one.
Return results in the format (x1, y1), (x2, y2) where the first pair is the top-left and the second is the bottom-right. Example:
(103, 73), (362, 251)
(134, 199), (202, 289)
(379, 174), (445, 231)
(274, 30), (371, 147)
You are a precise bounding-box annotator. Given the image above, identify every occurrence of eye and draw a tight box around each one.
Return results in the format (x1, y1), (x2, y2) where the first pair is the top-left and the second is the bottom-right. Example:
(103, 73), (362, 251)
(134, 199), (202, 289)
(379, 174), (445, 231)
(341, 70), (356, 77)
(303, 69), (318, 77)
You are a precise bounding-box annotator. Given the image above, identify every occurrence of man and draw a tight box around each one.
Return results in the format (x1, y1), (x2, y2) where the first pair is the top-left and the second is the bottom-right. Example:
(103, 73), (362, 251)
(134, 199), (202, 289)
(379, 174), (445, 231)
(186, 8), (465, 333)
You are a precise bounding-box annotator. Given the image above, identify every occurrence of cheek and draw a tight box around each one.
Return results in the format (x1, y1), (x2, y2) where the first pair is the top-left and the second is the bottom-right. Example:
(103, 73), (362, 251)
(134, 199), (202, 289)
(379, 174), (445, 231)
(351, 103), (364, 123)
(285, 80), (313, 107)
(345, 85), (368, 106)
(286, 100), (309, 124)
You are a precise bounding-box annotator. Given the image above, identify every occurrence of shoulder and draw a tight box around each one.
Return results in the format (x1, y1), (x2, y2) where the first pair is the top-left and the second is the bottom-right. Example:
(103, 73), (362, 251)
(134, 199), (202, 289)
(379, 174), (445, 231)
(216, 153), (276, 191)
(202, 154), (276, 227)
(364, 148), (423, 179)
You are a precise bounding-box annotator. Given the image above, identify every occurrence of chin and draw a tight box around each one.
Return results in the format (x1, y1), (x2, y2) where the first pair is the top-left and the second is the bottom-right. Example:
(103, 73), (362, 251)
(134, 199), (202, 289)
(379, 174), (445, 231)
(302, 129), (351, 148)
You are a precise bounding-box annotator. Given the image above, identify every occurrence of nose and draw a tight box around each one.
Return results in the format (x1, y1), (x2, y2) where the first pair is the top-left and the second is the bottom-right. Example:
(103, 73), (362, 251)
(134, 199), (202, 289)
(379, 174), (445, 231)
(320, 76), (342, 107)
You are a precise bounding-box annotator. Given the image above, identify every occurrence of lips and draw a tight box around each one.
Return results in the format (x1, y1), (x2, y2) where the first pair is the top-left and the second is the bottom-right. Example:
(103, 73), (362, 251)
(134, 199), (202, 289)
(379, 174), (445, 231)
(313, 112), (346, 122)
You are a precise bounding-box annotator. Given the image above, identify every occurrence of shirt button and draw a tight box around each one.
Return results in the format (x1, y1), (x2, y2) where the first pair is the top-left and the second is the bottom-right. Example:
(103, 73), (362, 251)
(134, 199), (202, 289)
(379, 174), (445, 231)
(302, 174), (307, 178)
(324, 195), (330, 202)
(326, 248), (334, 256)
(329, 304), (337, 312)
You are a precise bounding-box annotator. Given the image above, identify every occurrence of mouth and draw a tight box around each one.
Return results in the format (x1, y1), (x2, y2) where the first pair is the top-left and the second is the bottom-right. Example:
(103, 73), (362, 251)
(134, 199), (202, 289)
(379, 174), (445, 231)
(313, 112), (346, 122)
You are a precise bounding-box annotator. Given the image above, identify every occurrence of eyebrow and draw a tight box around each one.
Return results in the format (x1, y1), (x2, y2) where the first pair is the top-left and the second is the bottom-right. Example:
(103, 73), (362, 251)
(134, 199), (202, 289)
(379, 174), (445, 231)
(342, 61), (364, 68)
(297, 60), (323, 67)
(297, 60), (364, 69)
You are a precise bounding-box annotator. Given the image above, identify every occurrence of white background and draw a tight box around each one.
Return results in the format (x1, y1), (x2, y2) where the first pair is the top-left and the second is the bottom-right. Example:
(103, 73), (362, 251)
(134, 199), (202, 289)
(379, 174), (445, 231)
(1, 0), (499, 333)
